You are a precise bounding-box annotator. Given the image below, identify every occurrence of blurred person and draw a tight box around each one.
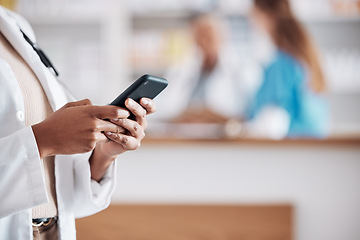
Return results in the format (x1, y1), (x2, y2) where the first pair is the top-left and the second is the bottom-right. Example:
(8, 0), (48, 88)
(0, 6), (157, 239)
(245, 0), (329, 139)
(156, 13), (257, 123)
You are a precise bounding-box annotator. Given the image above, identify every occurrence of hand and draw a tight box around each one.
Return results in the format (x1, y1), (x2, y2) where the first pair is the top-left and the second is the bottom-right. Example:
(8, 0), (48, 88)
(89, 98), (156, 181)
(103, 98), (156, 154)
(32, 99), (129, 158)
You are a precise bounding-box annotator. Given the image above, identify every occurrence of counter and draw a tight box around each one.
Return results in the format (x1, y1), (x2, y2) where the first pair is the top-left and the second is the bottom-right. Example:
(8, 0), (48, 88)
(112, 134), (360, 240)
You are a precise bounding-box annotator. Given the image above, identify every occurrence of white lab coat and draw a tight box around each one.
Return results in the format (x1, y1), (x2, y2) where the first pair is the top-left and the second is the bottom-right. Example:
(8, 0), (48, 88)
(0, 7), (116, 239)
(155, 48), (261, 120)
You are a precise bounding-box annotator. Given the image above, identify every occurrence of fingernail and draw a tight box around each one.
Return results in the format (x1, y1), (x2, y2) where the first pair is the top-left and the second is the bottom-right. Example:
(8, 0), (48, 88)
(118, 109), (130, 118)
(127, 99), (134, 107)
(105, 131), (113, 137)
(142, 99), (149, 105)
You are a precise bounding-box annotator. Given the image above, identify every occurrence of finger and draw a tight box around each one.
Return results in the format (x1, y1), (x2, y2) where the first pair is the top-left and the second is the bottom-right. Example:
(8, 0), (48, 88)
(64, 99), (92, 108)
(140, 98), (156, 115)
(113, 119), (145, 139)
(94, 132), (108, 142)
(125, 98), (147, 128)
(89, 105), (130, 120)
(95, 119), (127, 134)
(104, 132), (141, 150)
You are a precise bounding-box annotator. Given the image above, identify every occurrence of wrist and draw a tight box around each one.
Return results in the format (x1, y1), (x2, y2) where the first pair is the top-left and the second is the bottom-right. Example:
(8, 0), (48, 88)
(89, 142), (117, 182)
(32, 123), (55, 159)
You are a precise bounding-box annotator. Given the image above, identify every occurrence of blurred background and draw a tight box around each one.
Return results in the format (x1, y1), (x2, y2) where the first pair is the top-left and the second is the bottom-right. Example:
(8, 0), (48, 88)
(1, 0), (360, 239)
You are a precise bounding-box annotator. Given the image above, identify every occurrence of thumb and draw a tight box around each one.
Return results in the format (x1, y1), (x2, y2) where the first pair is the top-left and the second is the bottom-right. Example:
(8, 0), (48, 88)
(63, 99), (93, 108)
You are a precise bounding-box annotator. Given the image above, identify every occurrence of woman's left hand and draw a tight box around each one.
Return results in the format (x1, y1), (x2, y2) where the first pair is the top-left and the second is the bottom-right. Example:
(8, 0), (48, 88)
(89, 98), (156, 181)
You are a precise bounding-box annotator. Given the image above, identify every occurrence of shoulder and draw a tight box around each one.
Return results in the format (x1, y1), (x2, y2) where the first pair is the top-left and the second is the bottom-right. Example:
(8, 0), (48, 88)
(272, 50), (302, 68)
(0, 6), (36, 41)
(266, 50), (305, 82)
(274, 50), (304, 74)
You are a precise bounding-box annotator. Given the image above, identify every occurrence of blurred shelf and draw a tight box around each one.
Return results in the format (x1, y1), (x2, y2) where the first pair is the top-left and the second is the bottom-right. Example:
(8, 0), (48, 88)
(132, 10), (249, 19)
(131, 10), (360, 23)
(302, 15), (360, 23)
(143, 135), (360, 146)
(144, 123), (360, 145)
(19, 2), (116, 25)
(132, 68), (165, 76)
(132, 11), (193, 20)
(131, 11), (193, 29)
(22, 13), (105, 25)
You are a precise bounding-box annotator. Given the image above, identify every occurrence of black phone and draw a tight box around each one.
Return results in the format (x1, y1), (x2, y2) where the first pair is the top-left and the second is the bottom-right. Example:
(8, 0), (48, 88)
(110, 74), (168, 118)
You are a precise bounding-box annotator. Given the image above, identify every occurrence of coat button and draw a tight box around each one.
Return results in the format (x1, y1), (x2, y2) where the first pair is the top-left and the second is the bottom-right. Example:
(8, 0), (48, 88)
(16, 110), (25, 122)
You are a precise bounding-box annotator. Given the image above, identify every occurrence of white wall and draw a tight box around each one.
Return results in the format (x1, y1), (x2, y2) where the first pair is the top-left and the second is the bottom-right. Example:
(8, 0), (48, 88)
(112, 141), (360, 240)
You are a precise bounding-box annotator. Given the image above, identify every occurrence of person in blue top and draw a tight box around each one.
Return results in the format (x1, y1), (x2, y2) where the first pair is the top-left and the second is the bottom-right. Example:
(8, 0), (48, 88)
(245, 0), (329, 139)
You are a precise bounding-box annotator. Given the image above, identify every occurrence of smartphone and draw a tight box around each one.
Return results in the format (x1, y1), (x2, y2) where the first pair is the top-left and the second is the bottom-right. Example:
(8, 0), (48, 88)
(110, 74), (168, 117)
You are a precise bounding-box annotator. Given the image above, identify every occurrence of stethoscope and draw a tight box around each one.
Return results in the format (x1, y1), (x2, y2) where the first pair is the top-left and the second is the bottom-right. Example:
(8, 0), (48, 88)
(20, 29), (59, 77)
(20, 27), (77, 99)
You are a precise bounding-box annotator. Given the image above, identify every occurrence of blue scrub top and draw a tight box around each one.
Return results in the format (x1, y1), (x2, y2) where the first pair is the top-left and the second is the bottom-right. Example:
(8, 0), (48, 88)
(246, 50), (328, 138)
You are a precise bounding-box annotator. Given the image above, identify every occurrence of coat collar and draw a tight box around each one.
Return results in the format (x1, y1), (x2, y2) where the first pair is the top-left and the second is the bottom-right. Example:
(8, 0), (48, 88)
(0, 6), (68, 110)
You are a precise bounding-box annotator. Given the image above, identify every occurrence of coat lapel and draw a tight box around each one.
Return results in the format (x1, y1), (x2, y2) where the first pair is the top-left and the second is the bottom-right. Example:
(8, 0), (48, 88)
(0, 6), (69, 110)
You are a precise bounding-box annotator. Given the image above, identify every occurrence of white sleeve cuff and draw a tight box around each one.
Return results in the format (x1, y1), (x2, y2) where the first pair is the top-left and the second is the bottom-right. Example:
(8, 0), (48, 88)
(90, 161), (116, 205)
(72, 154), (117, 218)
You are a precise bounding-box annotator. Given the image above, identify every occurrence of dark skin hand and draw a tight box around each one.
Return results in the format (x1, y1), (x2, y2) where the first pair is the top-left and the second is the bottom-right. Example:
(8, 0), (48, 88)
(89, 98), (156, 181)
(32, 97), (156, 181)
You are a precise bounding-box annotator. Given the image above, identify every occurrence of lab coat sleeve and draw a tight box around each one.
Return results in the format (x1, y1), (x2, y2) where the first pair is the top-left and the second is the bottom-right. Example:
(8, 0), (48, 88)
(72, 154), (117, 218)
(0, 127), (47, 219)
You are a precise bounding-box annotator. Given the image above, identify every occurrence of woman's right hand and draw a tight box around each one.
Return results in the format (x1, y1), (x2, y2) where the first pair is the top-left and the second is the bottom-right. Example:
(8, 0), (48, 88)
(32, 99), (129, 158)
